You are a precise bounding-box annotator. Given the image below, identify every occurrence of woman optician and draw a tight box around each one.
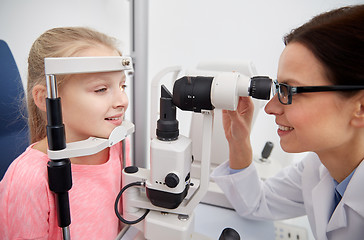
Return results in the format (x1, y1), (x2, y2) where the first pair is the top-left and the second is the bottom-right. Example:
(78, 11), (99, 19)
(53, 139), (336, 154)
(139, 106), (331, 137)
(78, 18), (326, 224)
(211, 5), (364, 240)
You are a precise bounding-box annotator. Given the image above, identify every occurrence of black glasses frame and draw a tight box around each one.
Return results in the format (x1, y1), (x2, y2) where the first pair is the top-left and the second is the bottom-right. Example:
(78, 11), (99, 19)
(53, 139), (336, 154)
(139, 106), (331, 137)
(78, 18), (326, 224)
(273, 80), (364, 105)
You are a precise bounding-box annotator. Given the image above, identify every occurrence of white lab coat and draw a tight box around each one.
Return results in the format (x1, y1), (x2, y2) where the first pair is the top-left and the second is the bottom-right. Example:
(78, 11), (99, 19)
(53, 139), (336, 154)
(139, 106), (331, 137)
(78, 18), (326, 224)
(210, 152), (364, 240)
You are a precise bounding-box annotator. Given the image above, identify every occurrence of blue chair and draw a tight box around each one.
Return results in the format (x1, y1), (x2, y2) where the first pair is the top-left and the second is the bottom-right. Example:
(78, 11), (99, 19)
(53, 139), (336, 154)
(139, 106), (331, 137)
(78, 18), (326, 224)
(0, 40), (29, 180)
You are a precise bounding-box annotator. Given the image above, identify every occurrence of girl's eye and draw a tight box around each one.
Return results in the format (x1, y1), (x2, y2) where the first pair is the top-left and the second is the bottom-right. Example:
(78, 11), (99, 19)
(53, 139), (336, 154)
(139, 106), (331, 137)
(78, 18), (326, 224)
(95, 87), (107, 93)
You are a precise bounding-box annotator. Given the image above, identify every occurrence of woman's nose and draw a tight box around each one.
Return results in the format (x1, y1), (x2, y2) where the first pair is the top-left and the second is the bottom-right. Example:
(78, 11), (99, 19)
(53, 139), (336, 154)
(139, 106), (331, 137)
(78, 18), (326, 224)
(264, 94), (283, 116)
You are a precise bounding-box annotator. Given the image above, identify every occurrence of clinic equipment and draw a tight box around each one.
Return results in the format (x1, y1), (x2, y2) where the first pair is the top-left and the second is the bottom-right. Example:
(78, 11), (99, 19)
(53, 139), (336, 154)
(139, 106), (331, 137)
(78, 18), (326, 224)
(184, 61), (268, 209)
(116, 73), (272, 239)
(44, 56), (134, 240)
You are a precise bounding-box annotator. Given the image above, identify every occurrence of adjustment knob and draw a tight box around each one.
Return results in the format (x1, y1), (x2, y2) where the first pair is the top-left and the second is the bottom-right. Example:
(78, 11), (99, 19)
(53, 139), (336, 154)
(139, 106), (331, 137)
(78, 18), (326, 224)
(124, 166), (138, 174)
(261, 141), (274, 159)
(165, 173), (179, 188)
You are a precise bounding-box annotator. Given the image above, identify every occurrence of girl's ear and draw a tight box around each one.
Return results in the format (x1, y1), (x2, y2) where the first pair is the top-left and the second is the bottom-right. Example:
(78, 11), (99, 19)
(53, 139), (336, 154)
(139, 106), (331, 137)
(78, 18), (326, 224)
(32, 85), (47, 112)
(351, 92), (364, 128)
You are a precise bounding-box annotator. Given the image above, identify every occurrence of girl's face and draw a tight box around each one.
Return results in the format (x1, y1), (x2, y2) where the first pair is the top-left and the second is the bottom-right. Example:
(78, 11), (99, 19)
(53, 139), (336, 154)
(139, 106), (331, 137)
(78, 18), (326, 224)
(59, 45), (129, 142)
(265, 42), (357, 155)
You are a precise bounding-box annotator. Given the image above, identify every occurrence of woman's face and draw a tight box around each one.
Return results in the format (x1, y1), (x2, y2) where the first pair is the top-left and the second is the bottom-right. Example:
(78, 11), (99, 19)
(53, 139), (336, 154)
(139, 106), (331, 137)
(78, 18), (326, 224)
(265, 42), (357, 155)
(58, 45), (129, 143)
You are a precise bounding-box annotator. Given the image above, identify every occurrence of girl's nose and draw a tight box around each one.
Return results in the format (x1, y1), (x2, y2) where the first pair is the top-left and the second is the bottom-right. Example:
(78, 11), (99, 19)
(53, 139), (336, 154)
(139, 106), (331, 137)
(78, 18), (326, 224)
(113, 88), (128, 109)
(264, 94), (283, 116)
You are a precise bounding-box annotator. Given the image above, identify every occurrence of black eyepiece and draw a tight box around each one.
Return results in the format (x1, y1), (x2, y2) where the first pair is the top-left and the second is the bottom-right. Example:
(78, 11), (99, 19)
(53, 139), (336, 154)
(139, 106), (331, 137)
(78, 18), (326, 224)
(249, 76), (272, 100)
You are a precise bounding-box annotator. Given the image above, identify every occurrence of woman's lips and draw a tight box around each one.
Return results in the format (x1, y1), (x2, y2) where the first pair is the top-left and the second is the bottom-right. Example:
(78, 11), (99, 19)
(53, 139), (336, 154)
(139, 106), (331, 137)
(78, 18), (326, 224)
(277, 124), (294, 137)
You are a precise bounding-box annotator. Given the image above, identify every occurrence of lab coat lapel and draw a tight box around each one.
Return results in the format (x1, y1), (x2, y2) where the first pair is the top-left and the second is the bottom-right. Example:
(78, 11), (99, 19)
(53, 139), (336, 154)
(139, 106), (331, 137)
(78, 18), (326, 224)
(326, 201), (346, 232)
(327, 159), (364, 232)
(341, 160), (364, 218)
(311, 166), (334, 240)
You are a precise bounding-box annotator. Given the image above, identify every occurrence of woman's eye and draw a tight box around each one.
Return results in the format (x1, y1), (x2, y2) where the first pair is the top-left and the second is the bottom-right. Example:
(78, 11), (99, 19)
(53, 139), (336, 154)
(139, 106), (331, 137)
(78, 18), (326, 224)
(95, 88), (107, 93)
(120, 84), (127, 91)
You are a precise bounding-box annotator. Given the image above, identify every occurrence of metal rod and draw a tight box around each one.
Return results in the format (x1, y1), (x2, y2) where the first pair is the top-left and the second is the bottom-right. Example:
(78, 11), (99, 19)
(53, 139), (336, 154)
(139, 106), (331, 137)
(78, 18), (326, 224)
(130, 0), (149, 168)
(46, 74), (58, 99)
(46, 73), (71, 240)
(62, 226), (71, 240)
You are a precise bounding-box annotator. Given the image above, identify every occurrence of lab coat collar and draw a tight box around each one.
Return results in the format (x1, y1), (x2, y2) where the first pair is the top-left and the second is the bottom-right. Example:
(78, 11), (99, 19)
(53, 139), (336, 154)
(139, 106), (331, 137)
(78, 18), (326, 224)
(318, 163), (328, 179)
(324, 159), (364, 233)
(312, 166), (335, 239)
(341, 159), (364, 217)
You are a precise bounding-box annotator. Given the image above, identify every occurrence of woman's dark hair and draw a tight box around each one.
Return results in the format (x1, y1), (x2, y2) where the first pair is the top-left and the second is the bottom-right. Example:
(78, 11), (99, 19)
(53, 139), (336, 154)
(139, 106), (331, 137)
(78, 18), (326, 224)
(284, 5), (364, 87)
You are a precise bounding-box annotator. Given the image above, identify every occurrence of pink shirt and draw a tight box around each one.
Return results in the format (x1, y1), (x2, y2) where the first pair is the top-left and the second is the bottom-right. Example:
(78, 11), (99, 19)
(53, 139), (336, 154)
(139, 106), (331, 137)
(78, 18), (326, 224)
(0, 140), (130, 240)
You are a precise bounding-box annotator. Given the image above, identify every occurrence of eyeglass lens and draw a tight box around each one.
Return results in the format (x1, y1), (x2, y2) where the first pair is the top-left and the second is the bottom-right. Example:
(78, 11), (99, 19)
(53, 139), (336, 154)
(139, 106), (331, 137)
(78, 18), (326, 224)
(273, 82), (290, 104)
(279, 84), (290, 104)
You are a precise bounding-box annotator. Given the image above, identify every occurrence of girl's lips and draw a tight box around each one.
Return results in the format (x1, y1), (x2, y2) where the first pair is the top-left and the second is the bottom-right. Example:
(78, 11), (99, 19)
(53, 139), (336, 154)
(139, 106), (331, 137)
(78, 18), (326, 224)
(105, 116), (121, 121)
(105, 115), (123, 125)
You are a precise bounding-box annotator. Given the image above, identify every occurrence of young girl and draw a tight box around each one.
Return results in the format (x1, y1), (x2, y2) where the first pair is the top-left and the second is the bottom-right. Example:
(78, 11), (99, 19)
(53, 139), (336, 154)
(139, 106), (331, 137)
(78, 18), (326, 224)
(211, 5), (364, 240)
(0, 27), (131, 239)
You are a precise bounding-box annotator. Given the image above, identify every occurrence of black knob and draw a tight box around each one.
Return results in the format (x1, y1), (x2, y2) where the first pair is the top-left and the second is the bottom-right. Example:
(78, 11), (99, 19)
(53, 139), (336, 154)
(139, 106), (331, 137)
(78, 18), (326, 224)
(219, 228), (240, 240)
(261, 141), (274, 159)
(165, 173), (179, 188)
(124, 166), (138, 174)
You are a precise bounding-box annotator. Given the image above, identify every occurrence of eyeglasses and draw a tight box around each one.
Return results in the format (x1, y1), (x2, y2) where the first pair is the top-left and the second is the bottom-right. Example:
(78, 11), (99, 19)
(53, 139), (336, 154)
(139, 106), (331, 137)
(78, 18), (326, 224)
(272, 80), (364, 105)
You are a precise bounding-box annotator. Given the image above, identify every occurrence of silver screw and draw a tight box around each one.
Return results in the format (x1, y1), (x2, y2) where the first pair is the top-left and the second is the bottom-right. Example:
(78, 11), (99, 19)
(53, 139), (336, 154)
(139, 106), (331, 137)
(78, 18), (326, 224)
(122, 58), (130, 66)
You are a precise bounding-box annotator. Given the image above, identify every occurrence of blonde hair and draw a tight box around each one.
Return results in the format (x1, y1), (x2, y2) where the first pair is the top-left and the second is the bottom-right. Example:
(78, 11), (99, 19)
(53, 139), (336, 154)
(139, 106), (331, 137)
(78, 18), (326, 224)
(27, 27), (121, 143)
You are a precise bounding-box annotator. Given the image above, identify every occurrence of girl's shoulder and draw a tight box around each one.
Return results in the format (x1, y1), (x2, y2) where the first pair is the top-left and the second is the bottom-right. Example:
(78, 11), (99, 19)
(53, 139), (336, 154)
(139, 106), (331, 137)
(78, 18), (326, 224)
(2, 144), (49, 189)
(0, 145), (54, 239)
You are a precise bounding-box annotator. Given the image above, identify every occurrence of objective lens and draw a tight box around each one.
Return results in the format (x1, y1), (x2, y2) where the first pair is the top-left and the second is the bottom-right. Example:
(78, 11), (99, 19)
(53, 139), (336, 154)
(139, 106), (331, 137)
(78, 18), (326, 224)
(172, 76), (215, 113)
